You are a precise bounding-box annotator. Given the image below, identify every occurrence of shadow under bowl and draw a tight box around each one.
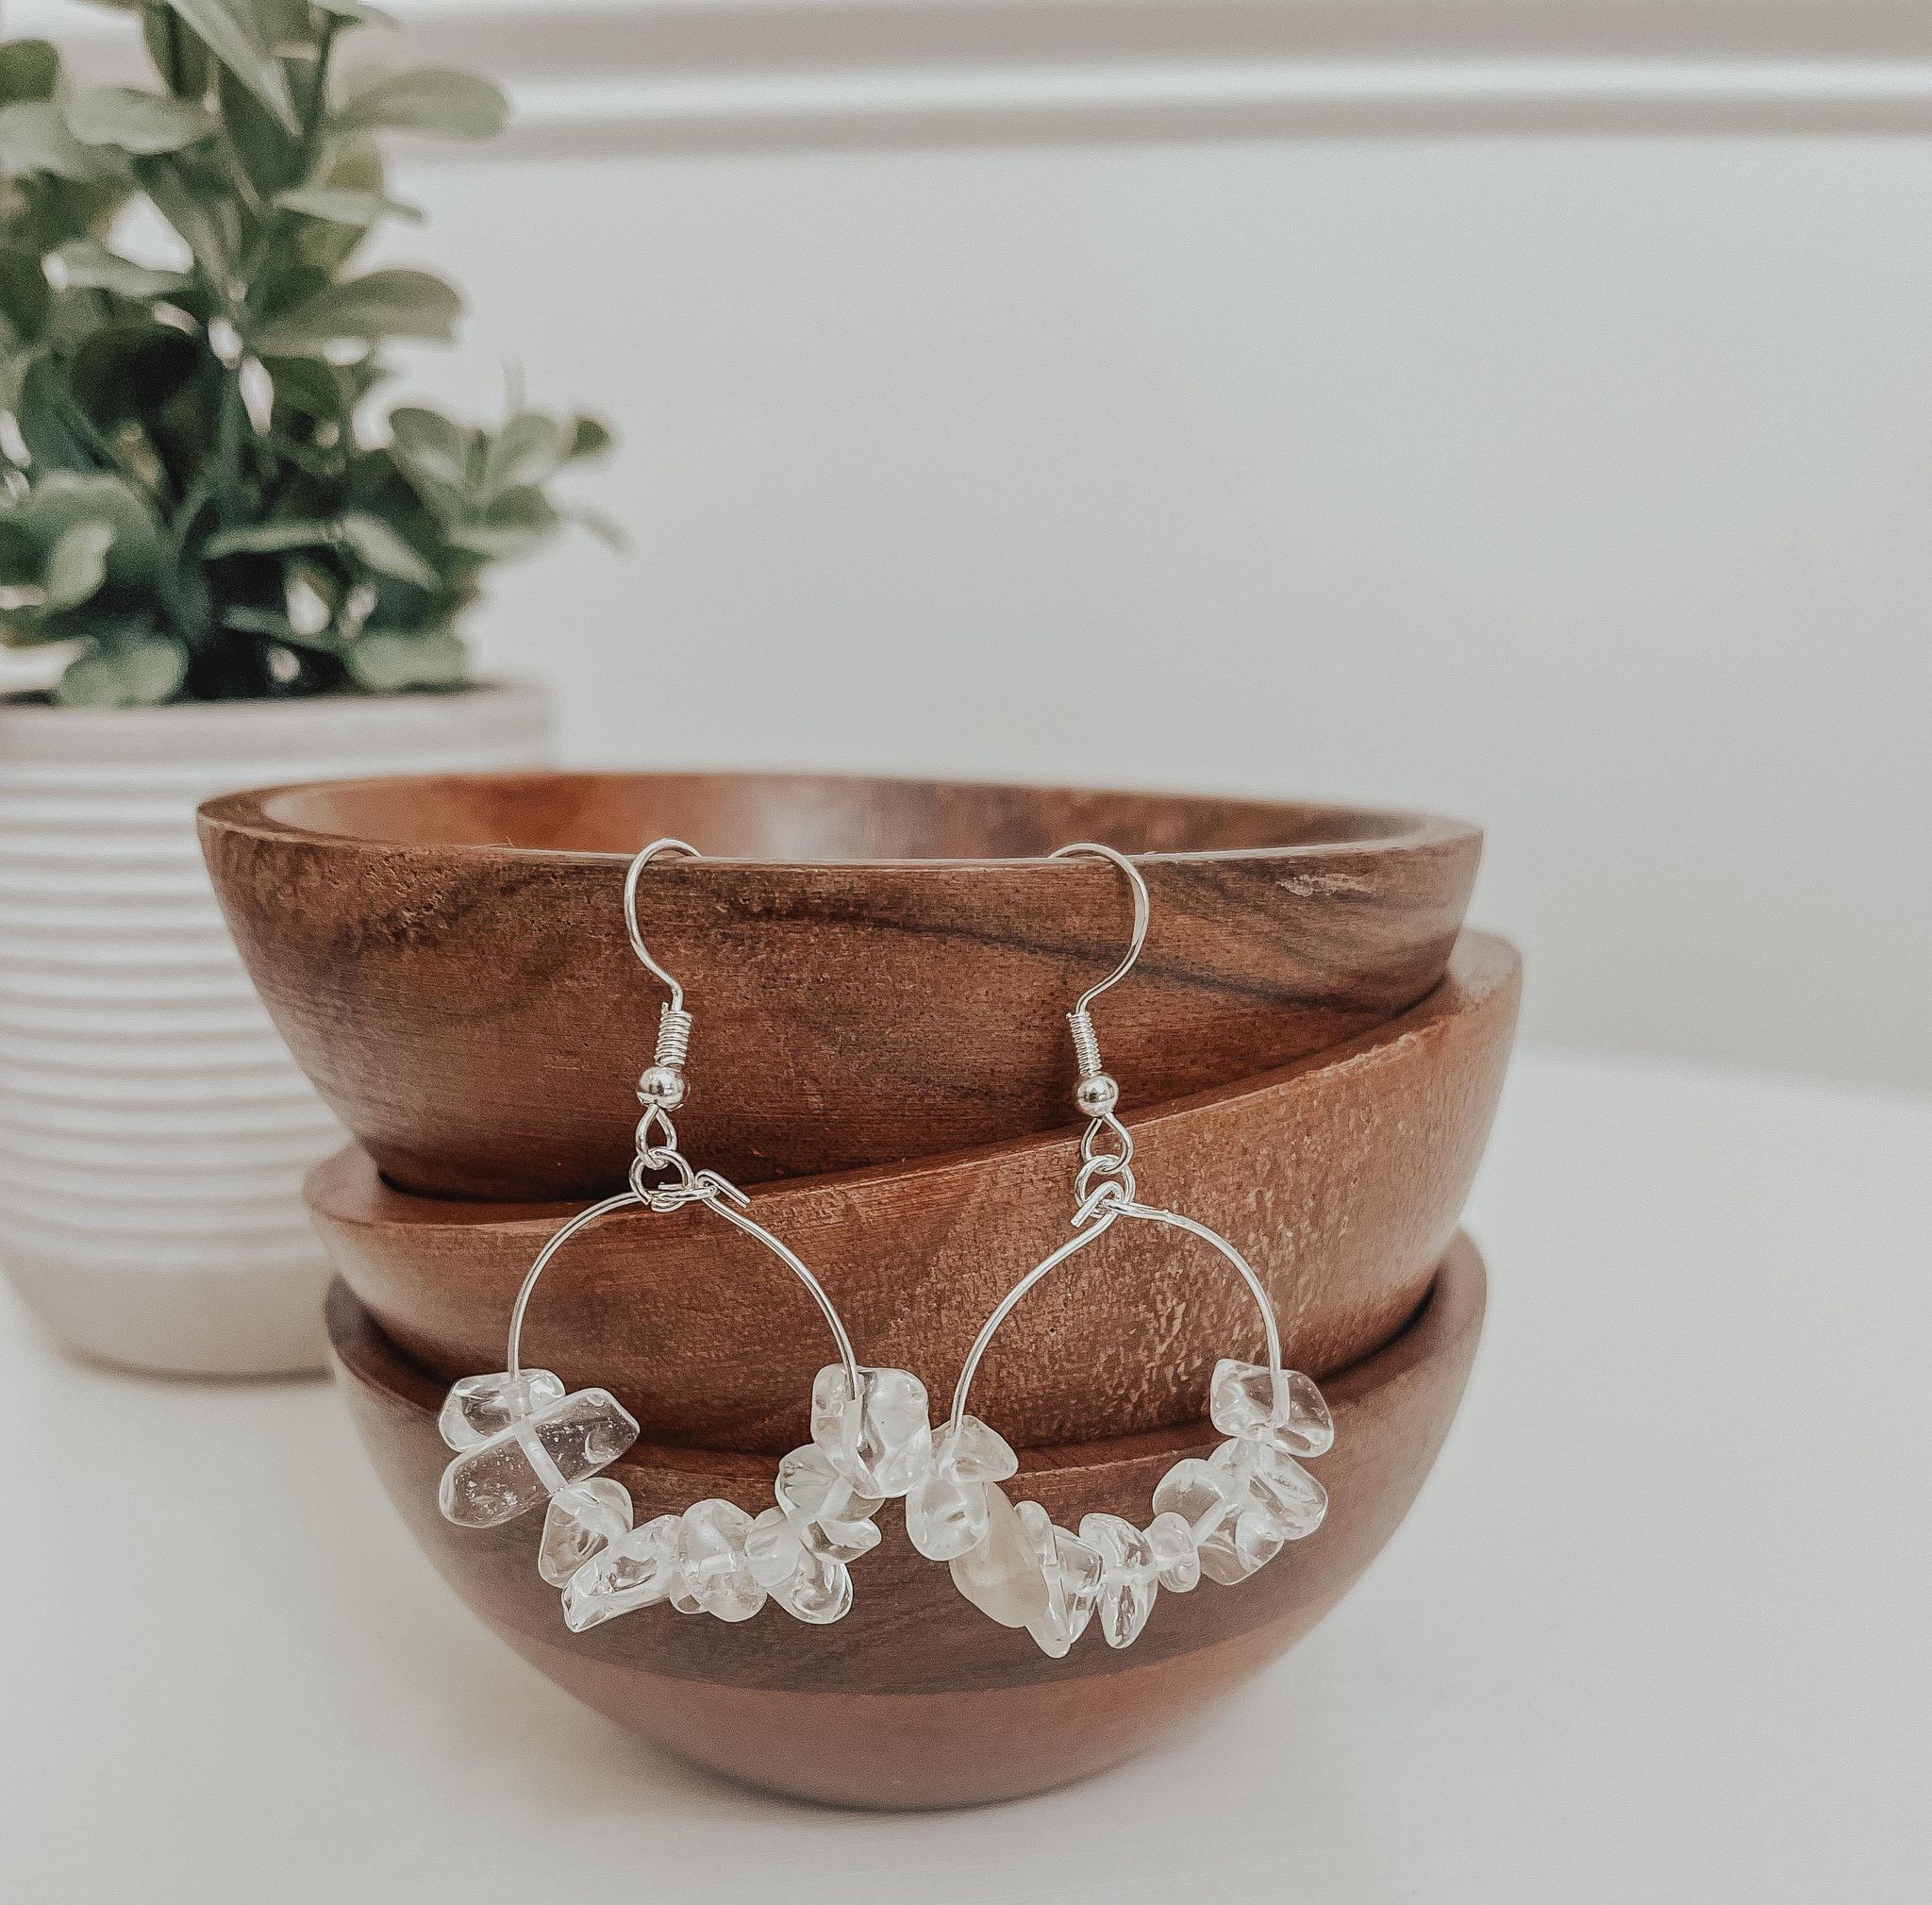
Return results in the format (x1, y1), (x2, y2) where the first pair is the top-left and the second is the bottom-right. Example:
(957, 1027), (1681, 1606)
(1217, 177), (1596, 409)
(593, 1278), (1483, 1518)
(328, 1228), (1485, 1809)
(202, 770), (1481, 1197)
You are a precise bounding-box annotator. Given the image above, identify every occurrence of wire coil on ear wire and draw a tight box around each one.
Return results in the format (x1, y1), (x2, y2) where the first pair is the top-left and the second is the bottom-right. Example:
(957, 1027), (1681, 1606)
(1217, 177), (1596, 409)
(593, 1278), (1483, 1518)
(1067, 1009), (1105, 1080)
(653, 1003), (693, 1071)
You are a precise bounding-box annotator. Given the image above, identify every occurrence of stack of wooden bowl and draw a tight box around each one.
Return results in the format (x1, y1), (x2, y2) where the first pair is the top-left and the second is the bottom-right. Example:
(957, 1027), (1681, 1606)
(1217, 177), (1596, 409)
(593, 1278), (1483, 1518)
(197, 772), (1518, 1808)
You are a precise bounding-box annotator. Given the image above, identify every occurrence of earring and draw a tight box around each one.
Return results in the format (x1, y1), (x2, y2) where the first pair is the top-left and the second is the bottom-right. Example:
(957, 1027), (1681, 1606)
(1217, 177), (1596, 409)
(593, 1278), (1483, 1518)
(895, 842), (1334, 1656)
(435, 840), (931, 1632)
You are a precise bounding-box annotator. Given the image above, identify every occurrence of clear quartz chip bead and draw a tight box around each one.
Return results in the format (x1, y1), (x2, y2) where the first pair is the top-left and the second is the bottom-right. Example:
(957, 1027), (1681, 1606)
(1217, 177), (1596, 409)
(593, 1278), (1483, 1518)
(773, 1444), (883, 1562)
(769, 1546), (854, 1626)
(1152, 1454), (1255, 1586)
(438, 1369), (565, 1450)
(1078, 1512), (1160, 1647)
(744, 1507), (807, 1587)
(1208, 1358), (1335, 1458)
(560, 1513), (681, 1631)
(1015, 1500), (1103, 1658)
(907, 1414), (1019, 1561)
(1144, 1510), (1202, 1592)
(678, 1499), (766, 1622)
(1230, 1506), (1287, 1578)
(1222, 1436), (1328, 1541)
(438, 1387), (640, 1528)
(810, 1364), (932, 1497)
(539, 1478), (633, 1587)
(950, 1483), (1051, 1629)
(744, 1507), (857, 1624)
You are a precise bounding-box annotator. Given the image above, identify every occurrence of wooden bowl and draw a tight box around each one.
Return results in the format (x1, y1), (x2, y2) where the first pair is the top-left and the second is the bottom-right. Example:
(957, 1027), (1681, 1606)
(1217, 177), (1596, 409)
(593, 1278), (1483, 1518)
(308, 932), (1516, 1451)
(199, 771), (1481, 1197)
(328, 1229), (1486, 1809)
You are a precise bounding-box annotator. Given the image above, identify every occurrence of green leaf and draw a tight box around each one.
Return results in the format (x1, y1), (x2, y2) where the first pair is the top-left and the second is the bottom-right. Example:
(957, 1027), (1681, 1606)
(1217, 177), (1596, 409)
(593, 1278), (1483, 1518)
(252, 267), (460, 356)
(202, 511), (437, 588)
(68, 323), (202, 429)
(56, 636), (189, 707)
(566, 413), (613, 461)
(345, 624), (465, 691)
(0, 101), (124, 181)
(0, 41), (60, 109)
(220, 603), (341, 651)
(446, 484), (559, 560)
(0, 519), (41, 585)
(0, 246), (51, 348)
(336, 511), (438, 587)
(49, 239), (192, 299)
(564, 502), (626, 550)
(60, 87), (216, 155)
(220, 603), (301, 637)
(313, 1), (400, 25)
(13, 356), (101, 472)
(216, 63), (303, 197)
(42, 519), (113, 609)
(387, 406), (471, 485)
(273, 184), (420, 226)
(20, 472), (164, 584)
(478, 412), (563, 495)
(133, 153), (241, 280)
(167, 0), (300, 132)
(333, 66), (507, 140)
(142, 9), (212, 100)
(202, 517), (335, 558)
(283, 135), (382, 272)
(257, 352), (350, 423)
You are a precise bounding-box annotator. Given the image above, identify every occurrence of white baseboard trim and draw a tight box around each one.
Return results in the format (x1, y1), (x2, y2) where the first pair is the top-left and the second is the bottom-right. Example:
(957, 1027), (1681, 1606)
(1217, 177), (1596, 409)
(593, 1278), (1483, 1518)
(21, 0), (1932, 153)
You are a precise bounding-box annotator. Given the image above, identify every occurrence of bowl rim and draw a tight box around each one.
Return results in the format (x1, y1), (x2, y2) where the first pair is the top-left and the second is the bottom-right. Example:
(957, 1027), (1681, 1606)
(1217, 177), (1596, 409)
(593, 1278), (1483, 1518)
(197, 767), (1480, 872)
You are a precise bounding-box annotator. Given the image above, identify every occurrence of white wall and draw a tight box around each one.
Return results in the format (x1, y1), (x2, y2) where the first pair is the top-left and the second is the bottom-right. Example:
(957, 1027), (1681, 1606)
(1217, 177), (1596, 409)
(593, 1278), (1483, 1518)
(18, 2), (1932, 1091)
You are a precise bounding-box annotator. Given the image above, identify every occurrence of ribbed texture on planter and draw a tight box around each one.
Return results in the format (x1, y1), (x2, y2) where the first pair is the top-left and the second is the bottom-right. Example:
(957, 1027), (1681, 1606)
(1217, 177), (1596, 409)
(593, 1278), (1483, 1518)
(0, 682), (553, 1376)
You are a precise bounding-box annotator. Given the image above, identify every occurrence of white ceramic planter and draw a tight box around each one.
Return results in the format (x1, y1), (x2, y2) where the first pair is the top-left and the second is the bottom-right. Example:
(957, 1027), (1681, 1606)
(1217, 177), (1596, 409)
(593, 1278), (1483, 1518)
(0, 681), (554, 1376)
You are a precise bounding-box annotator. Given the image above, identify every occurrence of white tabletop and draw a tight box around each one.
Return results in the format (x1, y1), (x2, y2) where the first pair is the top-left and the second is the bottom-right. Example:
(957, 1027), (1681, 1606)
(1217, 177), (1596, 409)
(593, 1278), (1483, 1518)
(4, 1048), (1927, 1903)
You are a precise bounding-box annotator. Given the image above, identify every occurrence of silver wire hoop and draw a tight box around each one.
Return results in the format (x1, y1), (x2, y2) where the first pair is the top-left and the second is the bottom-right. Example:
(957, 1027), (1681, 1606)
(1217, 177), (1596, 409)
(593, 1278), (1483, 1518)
(947, 1196), (1282, 1438)
(502, 1179), (860, 1389)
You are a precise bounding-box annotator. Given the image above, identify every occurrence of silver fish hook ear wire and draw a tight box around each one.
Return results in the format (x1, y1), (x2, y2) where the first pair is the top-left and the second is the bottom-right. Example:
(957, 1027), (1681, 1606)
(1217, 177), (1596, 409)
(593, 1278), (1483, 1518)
(625, 836), (699, 1124)
(893, 839), (1338, 1658)
(433, 838), (935, 1639)
(1049, 840), (1148, 1203)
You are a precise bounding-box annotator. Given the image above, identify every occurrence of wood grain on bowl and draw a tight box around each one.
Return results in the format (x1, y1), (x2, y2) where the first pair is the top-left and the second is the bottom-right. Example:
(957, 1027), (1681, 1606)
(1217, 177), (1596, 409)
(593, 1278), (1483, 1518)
(308, 932), (1516, 1452)
(329, 1231), (1486, 1808)
(199, 771), (1481, 1196)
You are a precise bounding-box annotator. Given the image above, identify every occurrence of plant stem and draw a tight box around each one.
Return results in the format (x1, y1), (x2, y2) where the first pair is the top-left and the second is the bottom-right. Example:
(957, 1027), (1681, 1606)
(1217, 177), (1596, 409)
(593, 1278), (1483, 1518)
(213, 365), (243, 527)
(299, 20), (340, 178)
(157, 8), (188, 95)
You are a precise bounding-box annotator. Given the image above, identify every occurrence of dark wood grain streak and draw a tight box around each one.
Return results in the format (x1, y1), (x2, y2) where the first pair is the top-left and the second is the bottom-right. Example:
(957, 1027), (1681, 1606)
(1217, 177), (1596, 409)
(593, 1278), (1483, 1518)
(328, 1232), (1485, 1808)
(307, 933), (1516, 1451)
(199, 771), (1481, 1196)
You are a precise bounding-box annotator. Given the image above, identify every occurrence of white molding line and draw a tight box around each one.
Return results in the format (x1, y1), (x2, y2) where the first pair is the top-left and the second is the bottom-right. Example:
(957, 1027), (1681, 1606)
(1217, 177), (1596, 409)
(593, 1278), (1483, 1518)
(498, 57), (1932, 156)
(22, 0), (1932, 152)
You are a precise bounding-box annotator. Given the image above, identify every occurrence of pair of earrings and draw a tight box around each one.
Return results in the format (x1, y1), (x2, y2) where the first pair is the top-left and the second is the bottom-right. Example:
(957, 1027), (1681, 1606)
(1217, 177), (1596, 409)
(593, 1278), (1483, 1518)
(436, 841), (1333, 1654)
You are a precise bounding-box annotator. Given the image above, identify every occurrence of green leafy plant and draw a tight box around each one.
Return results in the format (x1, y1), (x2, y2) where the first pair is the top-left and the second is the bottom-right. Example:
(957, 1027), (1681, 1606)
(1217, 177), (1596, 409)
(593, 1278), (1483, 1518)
(0, 2), (612, 705)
